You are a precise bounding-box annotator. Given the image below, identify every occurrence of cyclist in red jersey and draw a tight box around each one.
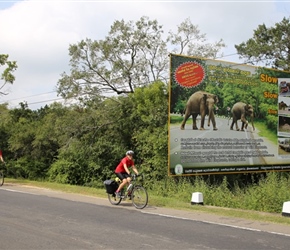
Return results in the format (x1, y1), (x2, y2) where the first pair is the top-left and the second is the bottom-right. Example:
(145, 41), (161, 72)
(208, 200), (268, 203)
(114, 150), (139, 197)
(0, 150), (4, 163)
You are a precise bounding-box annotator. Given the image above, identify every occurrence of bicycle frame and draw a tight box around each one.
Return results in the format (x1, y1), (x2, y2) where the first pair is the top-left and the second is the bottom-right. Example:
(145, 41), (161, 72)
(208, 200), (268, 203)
(118, 174), (139, 197)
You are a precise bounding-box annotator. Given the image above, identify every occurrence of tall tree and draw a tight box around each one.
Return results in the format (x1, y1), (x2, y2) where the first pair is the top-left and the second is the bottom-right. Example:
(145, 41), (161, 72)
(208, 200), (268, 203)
(131, 81), (168, 182)
(235, 17), (290, 71)
(57, 16), (226, 101)
(57, 16), (168, 100)
(167, 17), (225, 58)
(0, 54), (17, 95)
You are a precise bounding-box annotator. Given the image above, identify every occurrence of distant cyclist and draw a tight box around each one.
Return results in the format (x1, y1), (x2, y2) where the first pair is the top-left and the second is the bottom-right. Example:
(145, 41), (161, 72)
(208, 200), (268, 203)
(114, 150), (139, 197)
(0, 150), (4, 164)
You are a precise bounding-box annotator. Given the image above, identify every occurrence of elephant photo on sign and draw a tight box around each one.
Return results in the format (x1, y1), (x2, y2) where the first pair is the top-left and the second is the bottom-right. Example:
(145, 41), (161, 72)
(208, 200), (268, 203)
(180, 91), (219, 130)
(230, 102), (255, 131)
(279, 101), (288, 110)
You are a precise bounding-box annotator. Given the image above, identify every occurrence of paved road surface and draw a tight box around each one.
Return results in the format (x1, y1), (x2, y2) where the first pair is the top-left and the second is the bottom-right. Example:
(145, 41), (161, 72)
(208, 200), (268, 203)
(1, 183), (290, 249)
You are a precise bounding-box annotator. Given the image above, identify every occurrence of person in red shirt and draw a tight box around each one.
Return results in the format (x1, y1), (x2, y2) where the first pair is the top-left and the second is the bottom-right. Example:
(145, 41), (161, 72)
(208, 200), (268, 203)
(114, 150), (139, 197)
(0, 150), (4, 164)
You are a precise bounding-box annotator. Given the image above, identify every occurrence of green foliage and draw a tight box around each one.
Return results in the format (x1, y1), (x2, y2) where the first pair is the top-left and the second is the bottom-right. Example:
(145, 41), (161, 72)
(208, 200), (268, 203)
(265, 115), (278, 132)
(134, 126), (168, 182)
(148, 173), (290, 213)
(173, 98), (186, 114)
(130, 82), (168, 182)
(235, 17), (290, 70)
(9, 157), (47, 179)
(242, 173), (290, 212)
(0, 54), (17, 94)
(170, 114), (184, 124)
(45, 82), (169, 185)
(48, 159), (72, 184)
(255, 121), (277, 144)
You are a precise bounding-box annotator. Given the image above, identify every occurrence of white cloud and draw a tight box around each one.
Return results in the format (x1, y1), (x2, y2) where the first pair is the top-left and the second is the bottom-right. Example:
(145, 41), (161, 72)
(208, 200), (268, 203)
(0, 0), (290, 109)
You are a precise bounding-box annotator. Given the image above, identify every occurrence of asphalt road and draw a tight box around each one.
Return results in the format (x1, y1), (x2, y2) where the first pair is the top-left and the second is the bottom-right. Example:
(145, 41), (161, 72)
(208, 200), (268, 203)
(1, 183), (290, 249)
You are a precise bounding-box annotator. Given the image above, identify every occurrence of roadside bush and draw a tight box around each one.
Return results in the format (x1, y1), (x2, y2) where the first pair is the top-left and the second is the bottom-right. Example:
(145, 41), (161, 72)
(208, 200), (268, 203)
(149, 172), (290, 213)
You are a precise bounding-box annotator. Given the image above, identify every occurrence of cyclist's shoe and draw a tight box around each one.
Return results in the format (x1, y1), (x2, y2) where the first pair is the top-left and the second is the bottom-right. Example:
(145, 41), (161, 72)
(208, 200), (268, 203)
(115, 191), (121, 198)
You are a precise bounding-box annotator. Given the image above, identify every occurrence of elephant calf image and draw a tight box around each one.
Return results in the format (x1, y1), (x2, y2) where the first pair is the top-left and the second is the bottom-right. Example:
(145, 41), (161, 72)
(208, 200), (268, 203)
(180, 91), (219, 130)
(230, 102), (255, 131)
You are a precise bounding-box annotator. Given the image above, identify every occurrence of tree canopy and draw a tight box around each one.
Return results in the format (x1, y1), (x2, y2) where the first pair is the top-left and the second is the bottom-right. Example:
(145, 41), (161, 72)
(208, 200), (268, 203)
(57, 16), (225, 102)
(235, 17), (290, 71)
(167, 17), (225, 58)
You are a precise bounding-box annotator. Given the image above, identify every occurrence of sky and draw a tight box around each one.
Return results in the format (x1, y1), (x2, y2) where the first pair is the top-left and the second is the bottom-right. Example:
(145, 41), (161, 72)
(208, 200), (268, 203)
(1, 0), (290, 110)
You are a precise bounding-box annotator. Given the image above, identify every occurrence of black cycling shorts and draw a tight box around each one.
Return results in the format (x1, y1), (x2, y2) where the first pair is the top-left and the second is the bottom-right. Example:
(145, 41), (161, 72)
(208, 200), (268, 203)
(116, 172), (131, 180)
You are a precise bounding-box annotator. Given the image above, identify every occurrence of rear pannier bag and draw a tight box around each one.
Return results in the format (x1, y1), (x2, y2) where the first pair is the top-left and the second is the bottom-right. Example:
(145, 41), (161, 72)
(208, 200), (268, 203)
(104, 180), (119, 194)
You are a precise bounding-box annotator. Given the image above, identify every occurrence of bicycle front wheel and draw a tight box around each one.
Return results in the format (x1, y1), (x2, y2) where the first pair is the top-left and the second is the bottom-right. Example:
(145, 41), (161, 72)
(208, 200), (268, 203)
(0, 171), (4, 186)
(108, 193), (122, 205)
(131, 186), (148, 209)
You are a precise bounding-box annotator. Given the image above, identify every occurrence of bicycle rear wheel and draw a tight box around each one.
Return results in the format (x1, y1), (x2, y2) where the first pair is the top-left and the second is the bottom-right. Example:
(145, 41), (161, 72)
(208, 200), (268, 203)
(108, 193), (122, 205)
(131, 186), (148, 209)
(0, 171), (4, 186)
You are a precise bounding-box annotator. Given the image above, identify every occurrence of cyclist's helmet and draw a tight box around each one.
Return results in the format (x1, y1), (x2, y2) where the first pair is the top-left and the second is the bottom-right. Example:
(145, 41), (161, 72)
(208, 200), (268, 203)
(126, 150), (134, 156)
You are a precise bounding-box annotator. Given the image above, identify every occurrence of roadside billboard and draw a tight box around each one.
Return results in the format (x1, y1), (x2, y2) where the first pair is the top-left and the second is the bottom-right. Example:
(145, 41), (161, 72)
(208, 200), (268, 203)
(169, 53), (290, 176)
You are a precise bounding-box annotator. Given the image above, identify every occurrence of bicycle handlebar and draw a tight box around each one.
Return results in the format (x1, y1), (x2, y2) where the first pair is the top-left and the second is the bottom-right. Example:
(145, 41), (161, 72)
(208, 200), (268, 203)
(131, 173), (144, 181)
